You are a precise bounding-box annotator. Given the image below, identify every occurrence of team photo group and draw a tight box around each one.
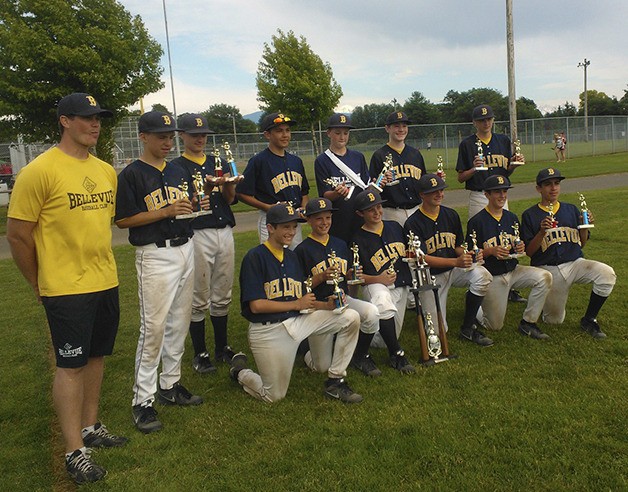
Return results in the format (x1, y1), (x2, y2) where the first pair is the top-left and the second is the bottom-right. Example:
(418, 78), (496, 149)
(6, 93), (616, 484)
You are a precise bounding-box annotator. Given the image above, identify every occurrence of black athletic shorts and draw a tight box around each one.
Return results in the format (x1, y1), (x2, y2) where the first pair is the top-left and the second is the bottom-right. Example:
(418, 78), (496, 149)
(42, 287), (120, 368)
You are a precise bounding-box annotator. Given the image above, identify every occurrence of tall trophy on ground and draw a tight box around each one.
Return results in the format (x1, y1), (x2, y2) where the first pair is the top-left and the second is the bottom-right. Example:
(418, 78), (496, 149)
(299, 277), (315, 314)
(347, 244), (365, 285)
(222, 141), (244, 183)
(577, 192), (595, 229)
(511, 139), (525, 166)
(475, 139), (488, 171)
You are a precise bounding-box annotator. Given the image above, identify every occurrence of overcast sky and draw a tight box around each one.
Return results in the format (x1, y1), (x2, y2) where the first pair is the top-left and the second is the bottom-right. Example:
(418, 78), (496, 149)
(118, 0), (628, 117)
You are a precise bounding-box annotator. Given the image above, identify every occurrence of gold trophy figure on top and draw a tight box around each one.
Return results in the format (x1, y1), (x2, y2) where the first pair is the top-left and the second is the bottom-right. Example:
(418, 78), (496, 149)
(436, 155), (446, 180)
(222, 141), (244, 183)
(347, 243), (364, 285)
(299, 277), (315, 314)
(475, 139), (488, 170)
(510, 139), (525, 166)
(373, 153), (398, 191)
(577, 192), (595, 229)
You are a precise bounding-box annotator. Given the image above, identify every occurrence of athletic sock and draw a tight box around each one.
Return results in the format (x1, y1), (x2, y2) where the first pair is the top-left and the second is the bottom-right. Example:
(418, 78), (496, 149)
(462, 292), (484, 331)
(378, 317), (401, 356)
(189, 320), (207, 355)
(584, 292), (608, 320)
(210, 315), (229, 352)
(354, 331), (376, 359)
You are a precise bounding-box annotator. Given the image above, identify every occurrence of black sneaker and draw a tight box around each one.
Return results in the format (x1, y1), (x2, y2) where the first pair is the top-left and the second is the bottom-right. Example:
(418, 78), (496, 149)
(216, 345), (237, 364)
(157, 382), (203, 406)
(389, 350), (416, 374)
(132, 403), (163, 434)
(351, 354), (382, 377)
(83, 422), (129, 448)
(508, 289), (527, 303)
(229, 352), (248, 381)
(324, 378), (363, 403)
(65, 448), (107, 485)
(580, 317), (607, 340)
(518, 320), (550, 340)
(192, 352), (217, 374)
(460, 326), (494, 347)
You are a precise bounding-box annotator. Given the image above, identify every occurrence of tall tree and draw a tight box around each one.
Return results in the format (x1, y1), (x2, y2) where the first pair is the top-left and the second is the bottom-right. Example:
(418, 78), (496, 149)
(0, 0), (164, 162)
(402, 91), (441, 124)
(256, 29), (342, 154)
(442, 88), (508, 122)
(578, 90), (620, 116)
(544, 101), (577, 117)
(351, 103), (395, 128)
(200, 104), (257, 134)
(516, 97), (542, 120)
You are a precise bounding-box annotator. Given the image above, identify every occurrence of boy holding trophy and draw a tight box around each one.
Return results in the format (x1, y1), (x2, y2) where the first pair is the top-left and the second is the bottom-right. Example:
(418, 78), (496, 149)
(521, 168), (616, 339)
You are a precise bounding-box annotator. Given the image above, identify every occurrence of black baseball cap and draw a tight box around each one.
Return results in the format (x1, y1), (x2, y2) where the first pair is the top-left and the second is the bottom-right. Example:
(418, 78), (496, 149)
(385, 111), (411, 125)
(138, 111), (180, 133)
(483, 175), (512, 191)
(418, 173), (448, 193)
(354, 188), (387, 211)
(178, 114), (214, 134)
(57, 93), (113, 118)
(536, 167), (565, 185)
(327, 113), (354, 129)
(472, 104), (494, 120)
(260, 112), (296, 132)
(266, 203), (306, 224)
(304, 197), (338, 216)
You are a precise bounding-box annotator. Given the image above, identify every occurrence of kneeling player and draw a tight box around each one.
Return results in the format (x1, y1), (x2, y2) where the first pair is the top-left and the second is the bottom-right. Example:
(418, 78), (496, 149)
(232, 203), (363, 403)
(469, 176), (553, 339)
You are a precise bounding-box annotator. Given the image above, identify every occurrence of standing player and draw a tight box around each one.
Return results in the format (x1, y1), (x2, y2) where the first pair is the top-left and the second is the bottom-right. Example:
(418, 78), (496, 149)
(456, 104), (527, 303)
(369, 111), (426, 226)
(314, 113), (371, 244)
(170, 114), (239, 374)
(294, 198), (381, 377)
(404, 174), (493, 346)
(231, 203), (363, 403)
(8, 93), (127, 484)
(468, 175), (553, 339)
(116, 111), (203, 434)
(236, 112), (309, 248)
(521, 168), (616, 338)
(351, 189), (416, 374)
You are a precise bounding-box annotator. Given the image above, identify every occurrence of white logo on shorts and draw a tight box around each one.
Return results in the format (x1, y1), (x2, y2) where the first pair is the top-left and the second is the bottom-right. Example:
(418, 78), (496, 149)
(59, 343), (83, 358)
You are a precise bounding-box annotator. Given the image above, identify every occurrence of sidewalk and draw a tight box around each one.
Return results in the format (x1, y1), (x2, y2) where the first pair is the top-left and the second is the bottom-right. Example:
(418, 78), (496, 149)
(2, 173), (628, 260)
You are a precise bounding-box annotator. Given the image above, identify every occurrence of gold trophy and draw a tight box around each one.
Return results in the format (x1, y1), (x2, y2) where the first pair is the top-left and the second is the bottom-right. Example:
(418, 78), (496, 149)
(470, 230), (484, 265)
(425, 313), (442, 359)
(330, 269), (347, 314)
(547, 202), (558, 230)
(212, 147), (223, 178)
(222, 141), (244, 183)
(509, 223), (525, 258)
(386, 256), (398, 290)
(436, 154), (445, 180)
(347, 244), (364, 285)
(577, 192), (594, 229)
(325, 250), (344, 284)
(324, 177), (354, 201)
(175, 179), (197, 220)
(402, 231), (418, 263)
(510, 139), (524, 166)
(475, 139), (488, 171)
(373, 153), (398, 191)
(191, 171), (212, 217)
(384, 153), (400, 187)
(299, 277), (315, 314)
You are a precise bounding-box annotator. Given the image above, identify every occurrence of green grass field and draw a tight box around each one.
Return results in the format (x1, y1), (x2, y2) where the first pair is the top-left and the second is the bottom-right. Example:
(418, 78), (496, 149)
(1, 186), (626, 490)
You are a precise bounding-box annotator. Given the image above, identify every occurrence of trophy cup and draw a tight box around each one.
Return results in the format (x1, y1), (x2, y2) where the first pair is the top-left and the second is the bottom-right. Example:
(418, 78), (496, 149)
(175, 179), (198, 220)
(324, 177), (354, 201)
(577, 192), (595, 229)
(475, 139), (488, 171)
(511, 139), (524, 166)
(386, 256), (398, 290)
(299, 277), (315, 314)
(191, 171), (212, 217)
(547, 202), (559, 230)
(347, 244), (365, 285)
(436, 155), (445, 180)
(384, 154), (400, 187)
(373, 153), (397, 191)
(330, 270), (348, 314)
(402, 231), (418, 263)
(325, 250), (344, 284)
(508, 223), (525, 258)
(425, 313), (442, 359)
(222, 141), (244, 183)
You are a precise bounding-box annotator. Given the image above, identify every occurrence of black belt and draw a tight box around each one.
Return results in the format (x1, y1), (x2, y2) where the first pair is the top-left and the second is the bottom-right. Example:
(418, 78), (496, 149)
(155, 236), (190, 248)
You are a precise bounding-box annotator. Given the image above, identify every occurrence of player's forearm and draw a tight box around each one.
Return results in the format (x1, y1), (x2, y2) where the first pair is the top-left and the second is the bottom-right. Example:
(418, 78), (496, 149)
(6, 221), (39, 294)
(115, 208), (170, 229)
(457, 169), (474, 183)
(249, 298), (300, 313)
(221, 184), (237, 204)
(424, 255), (457, 269)
(525, 231), (545, 256)
(237, 193), (272, 212)
(300, 195), (309, 208)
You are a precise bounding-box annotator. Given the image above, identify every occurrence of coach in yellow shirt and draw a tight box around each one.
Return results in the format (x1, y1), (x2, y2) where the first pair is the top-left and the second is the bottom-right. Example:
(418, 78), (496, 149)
(7, 93), (127, 485)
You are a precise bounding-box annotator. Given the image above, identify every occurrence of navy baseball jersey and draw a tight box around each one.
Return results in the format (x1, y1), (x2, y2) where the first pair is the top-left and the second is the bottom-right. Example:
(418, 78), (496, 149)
(315, 149), (370, 243)
(351, 221), (412, 287)
(236, 147), (309, 207)
(115, 159), (193, 246)
(467, 208), (519, 275)
(294, 235), (350, 300)
(170, 154), (236, 229)
(369, 144), (426, 209)
(456, 133), (513, 191)
(521, 202), (584, 267)
(240, 243), (305, 323)
(404, 205), (463, 275)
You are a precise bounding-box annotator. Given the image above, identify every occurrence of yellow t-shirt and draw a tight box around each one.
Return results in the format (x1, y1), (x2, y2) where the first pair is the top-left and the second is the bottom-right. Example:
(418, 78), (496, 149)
(8, 147), (118, 296)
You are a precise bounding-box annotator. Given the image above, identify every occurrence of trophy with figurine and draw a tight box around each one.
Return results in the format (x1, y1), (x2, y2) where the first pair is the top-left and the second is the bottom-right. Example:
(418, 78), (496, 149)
(547, 202), (559, 230)
(222, 141), (244, 183)
(347, 243), (365, 285)
(175, 179), (198, 220)
(577, 192), (595, 229)
(386, 256), (398, 290)
(325, 250), (344, 284)
(324, 177), (354, 201)
(330, 269), (348, 314)
(373, 153), (398, 191)
(299, 277), (315, 314)
(475, 139), (488, 170)
(191, 171), (212, 217)
(436, 154), (445, 180)
(510, 139), (525, 166)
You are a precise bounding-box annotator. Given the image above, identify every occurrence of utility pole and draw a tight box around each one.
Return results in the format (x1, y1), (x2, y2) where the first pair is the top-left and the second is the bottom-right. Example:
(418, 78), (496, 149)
(506, 0), (517, 142)
(162, 0), (180, 153)
(578, 58), (591, 142)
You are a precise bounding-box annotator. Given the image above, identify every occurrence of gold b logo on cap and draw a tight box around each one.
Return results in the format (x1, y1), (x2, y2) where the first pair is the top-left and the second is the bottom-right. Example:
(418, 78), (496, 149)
(339, 115), (347, 123)
(430, 178), (437, 187)
(397, 112), (403, 119)
(318, 199), (326, 208)
(286, 205), (294, 215)
(481, 107), (488, 116)
(548, 168), (555, 175)
(367, 193), (375, 202)
(162, 115), (171, 126)
(86, 95), (97, 106)
(497, 176), (504, 184)
(195, 118), (203, 127)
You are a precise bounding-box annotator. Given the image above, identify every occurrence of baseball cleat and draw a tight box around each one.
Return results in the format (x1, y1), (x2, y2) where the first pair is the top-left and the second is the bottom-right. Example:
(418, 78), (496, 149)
(389, 350), (416, 374)
(192, 352), (217, 374)
(82, 422), (129, 448)
(459, 325), (494, 347)
(216, 345), (237, 364)
(157, 382), (203, 406)
(132, 403), (163, 434)
(65, 448), (107, 485)
(508, 289), (527, 303)
(229, 352), (248, 381)
(580, 317), (607, 340)
(324, 378), (363, 403)
(351, 353), (382, 377)
(518, 320), (550, 340)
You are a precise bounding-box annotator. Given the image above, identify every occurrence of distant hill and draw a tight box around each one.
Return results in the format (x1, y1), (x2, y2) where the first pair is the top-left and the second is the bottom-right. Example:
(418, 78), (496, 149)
(243, 111), (263, 124)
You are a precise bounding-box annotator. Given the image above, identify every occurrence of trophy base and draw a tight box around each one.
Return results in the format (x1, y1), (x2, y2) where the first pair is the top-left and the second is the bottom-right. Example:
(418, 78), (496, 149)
(386, 180), (400, 186)
(226, 175), (244, 183)
(372, 184), (384, 192)
(344, 186), (355, 201)
(420, 353), (458, 366)
(333, 305), (348, 315)
(410, 284), (435, 293)
(577, 224), (594, 229)
(402, 257), (416, 263)
(510, 162), (525, 166)
(326, 278), (344, 285)
(465, 261), (484, 271)
(498, 253), (525, 260)
(299, 308), (315, 314)
(347, 279), (365, 286)
(474, 166), (489, 171)
(175, 210), (213, 220)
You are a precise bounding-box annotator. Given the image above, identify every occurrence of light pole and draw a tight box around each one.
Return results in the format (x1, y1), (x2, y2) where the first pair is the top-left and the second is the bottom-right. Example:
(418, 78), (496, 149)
(162, 0), (180, 153)
(506, 0), (517, 142)
(229, 114), (238, 147)
(578, 58), (590, 142)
